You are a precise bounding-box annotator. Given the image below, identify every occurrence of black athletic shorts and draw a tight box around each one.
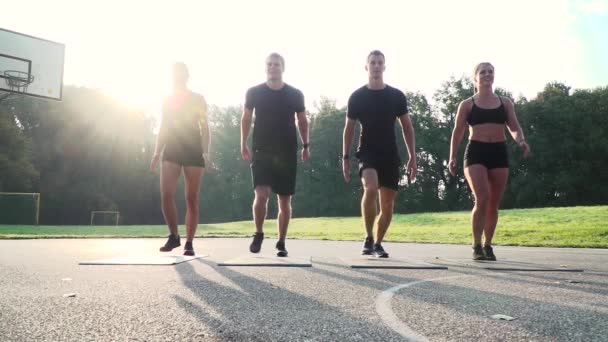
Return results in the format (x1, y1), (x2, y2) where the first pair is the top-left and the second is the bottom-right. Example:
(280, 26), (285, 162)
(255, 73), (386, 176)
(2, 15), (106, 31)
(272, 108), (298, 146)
(464, 140), (509, 169)
(358, 159), (400, 191)
(251, 149), (297, 196)
(162, 142), (205, 167)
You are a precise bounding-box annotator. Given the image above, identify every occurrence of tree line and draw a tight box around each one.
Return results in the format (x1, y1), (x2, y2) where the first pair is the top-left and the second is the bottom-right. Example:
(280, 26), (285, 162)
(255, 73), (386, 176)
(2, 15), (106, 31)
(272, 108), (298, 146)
(1, 78), (606, 225)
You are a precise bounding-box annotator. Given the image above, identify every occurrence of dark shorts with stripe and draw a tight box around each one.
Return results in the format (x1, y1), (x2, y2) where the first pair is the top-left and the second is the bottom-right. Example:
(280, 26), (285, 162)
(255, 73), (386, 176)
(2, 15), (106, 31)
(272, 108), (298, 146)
(464, 140), (509, 169)
(358, 157), (400, 191)
(251, 149), (297, 196)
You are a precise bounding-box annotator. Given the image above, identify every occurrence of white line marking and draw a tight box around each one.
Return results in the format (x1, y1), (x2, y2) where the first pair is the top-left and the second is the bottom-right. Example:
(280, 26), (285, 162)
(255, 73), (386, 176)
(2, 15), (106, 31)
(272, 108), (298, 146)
(376, 275), (473, 341)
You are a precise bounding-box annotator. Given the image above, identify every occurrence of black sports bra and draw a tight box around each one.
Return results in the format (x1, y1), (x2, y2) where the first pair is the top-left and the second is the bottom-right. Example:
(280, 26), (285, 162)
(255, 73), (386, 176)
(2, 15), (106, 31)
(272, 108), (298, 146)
(467, 96), (508, 126)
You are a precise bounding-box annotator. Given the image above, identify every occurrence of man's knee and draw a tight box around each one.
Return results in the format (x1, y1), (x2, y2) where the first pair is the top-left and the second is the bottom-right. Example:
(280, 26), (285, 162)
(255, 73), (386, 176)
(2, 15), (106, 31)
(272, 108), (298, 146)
(277, 195), (292, 212)
(380, 202), (394, 215)
(364, 181), (379, 192)
(254, 187), (271, 203)
(363, 183), (379, 200)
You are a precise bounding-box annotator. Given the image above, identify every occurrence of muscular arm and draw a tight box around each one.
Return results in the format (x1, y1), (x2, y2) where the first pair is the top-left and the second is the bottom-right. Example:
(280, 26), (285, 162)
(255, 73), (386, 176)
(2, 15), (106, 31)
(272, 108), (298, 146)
(504, 97), (525, 143)
(341, 117), (356, 182)
(296, 111), (310, 161)
(398, 113), (417, 181)
(448, 99), (471, 175)
(241, 107), (253, 148)
(240, 107), (253, 160)
(449, 100), (470, 161)
(342, 118), (356, 157)
(504, 97), (530, 157)
(296, 111), (309, 145)
(398, 114), (416, 159)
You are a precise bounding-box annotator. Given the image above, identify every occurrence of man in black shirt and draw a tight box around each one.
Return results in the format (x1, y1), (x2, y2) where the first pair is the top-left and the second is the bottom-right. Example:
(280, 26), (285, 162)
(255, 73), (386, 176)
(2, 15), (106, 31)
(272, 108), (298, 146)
(241, 53), (310, 257)
(342, 50), (417, 258)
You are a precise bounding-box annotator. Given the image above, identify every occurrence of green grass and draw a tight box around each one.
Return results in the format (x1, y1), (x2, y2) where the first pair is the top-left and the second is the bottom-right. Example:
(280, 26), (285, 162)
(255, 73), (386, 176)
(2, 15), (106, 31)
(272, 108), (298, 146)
(1, 206), (607, 248)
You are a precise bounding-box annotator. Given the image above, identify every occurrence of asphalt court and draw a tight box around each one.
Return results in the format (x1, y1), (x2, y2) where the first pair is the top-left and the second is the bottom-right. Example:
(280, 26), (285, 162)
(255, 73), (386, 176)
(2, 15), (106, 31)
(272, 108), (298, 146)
(1, 238), (605, 341)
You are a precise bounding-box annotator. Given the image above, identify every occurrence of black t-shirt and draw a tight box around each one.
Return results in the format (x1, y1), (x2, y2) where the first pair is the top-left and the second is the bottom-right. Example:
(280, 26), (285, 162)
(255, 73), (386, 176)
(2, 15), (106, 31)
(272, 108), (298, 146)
(245, 83), (305, 152)
(347, 85), (408, 164)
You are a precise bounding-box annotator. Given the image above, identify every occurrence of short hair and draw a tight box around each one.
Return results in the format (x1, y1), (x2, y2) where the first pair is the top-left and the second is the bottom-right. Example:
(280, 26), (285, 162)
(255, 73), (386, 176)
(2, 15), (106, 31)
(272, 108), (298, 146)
(267, 53), (285, 69)
(367, 50), (385, 63)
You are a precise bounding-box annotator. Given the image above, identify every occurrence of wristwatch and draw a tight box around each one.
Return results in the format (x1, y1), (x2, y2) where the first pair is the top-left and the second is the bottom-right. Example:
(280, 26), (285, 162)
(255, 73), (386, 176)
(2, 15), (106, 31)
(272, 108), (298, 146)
(303, 143), (310, 149)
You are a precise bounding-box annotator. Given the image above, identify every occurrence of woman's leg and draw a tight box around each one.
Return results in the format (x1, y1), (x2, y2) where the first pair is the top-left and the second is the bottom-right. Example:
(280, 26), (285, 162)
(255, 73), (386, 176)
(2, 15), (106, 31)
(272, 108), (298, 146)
(183, 166), (204, 243)
(464, 165), (490, 246)
(161, 161), (182, 236)
(484, 168), (509, 246)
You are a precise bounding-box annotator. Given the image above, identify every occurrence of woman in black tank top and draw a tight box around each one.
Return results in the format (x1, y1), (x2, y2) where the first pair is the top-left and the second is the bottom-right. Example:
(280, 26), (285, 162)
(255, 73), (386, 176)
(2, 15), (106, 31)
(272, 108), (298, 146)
(448, 62), (530, 261)
(150, 63), (210, 257)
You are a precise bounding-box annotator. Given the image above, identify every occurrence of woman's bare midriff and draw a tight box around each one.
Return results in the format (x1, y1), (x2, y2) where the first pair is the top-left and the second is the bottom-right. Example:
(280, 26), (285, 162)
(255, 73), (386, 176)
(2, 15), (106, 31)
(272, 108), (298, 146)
(469, 123), (506, 143)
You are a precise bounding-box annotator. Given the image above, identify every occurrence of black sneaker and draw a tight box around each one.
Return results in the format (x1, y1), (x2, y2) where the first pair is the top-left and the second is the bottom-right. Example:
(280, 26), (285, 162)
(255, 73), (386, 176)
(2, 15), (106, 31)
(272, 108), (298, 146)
(276, 240), (288, 257)
(361, 237), (374, 255)
(249, 232), (264, 253)
(373, 243), (389, 258)
(483, 245), (496, 261)
(159, 234), (180, 252)
(472, 245), (486, 261)
(183, 241), (195, 256)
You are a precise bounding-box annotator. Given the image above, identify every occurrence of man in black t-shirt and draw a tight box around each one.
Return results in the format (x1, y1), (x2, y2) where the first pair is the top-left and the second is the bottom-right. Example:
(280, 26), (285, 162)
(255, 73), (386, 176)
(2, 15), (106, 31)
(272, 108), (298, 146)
(241, 53), (310, 257)
(343, 50), (417, 258)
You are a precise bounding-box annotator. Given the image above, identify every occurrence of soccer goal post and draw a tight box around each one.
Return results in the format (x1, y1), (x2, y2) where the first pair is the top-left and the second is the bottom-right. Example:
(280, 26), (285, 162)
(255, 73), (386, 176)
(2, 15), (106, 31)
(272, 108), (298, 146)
(0, 192), (40, 224)
(90, 211), (120, 226)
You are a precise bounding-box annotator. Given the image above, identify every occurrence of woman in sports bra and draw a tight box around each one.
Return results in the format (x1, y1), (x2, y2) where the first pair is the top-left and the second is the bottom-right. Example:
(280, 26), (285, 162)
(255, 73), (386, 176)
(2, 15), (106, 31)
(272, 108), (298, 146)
(448, 62), (530, 261)
(150, 62), (210, 256)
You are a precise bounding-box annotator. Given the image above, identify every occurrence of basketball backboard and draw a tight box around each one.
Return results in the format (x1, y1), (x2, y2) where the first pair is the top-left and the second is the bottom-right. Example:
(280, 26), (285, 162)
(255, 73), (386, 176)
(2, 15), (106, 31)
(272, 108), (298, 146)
(0, 28), (65, 101)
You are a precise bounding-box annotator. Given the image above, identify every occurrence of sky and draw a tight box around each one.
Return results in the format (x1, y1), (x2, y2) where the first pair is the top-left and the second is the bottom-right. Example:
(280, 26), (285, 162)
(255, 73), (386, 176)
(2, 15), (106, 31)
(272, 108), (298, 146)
(2, 0), (607, 116)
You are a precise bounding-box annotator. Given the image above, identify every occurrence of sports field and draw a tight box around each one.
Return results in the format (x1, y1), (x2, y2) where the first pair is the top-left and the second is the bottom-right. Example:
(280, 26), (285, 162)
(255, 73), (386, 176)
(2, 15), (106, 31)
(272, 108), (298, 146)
(2, 206), (606, 248)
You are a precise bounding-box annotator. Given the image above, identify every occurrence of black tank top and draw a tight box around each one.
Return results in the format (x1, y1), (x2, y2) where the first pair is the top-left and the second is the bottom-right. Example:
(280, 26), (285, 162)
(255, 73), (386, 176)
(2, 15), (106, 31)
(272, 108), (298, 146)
(467, 96), (507, 126)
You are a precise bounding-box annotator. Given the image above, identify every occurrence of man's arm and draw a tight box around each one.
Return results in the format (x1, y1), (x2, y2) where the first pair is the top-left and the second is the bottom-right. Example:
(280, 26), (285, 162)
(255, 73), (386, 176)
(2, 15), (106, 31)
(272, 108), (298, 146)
(342, 118), (356, 182)
(398, 114), (416, 160)
(241, 107), (253, 161)
(343, 118), (356, 157)
(296, 111), (310, 161)
(398, 114), (417, 181)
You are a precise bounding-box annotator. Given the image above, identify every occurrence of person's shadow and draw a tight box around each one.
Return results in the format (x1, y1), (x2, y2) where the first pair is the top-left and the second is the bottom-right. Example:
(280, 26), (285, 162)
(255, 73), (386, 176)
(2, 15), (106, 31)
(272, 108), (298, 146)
(173, 258), (405, 341)
(173, 257), (606, 341)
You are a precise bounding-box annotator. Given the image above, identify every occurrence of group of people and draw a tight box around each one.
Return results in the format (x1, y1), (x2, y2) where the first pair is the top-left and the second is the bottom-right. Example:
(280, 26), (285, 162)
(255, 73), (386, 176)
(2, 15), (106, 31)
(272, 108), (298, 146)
(149, 50), (530, 261)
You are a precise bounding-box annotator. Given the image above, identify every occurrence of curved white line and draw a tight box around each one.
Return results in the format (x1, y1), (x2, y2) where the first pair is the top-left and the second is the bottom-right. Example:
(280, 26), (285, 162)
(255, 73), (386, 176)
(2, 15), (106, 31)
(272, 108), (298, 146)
(375, 275), (473, 341)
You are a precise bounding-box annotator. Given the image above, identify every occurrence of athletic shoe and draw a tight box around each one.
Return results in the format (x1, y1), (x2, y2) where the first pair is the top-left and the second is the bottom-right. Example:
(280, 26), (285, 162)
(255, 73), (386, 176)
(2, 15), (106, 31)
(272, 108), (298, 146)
(361, 237), (374, 255)
(472, 245), (486, 260)
(483, 245), (496, 261)
(183, 241), (195, 256)
(249, 232), (264, 253)
(373, 243), (389, 258)
(276, 240), (288, 257)
(159, 234), (180, 252)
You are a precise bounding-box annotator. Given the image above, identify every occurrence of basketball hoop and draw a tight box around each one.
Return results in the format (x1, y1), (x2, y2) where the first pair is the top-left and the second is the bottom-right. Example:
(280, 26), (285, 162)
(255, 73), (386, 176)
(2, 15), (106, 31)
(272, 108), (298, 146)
(0, 70), (35, 102)
(4, 70), (34, 93)
(1, 28), (65, 102)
